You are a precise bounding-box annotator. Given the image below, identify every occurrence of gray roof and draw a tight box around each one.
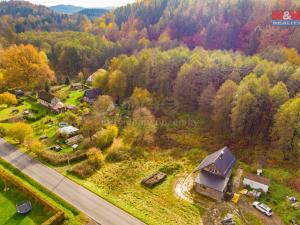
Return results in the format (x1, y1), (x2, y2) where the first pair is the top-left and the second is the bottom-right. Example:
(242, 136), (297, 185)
(38, 91), (55, 103)
(59, 126), (79, 135)
(195, 170), (232, 192)
(84, 88), (101, 99)
(194, 147), (236, 177)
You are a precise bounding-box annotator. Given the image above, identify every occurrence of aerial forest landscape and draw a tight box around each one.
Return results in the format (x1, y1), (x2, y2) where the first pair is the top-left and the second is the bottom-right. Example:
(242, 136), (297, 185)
(0, 0), (300, 225)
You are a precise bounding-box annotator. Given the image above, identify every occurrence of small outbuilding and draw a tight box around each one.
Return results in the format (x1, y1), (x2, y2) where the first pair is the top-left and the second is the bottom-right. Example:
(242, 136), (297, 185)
(243, 173), (270, 193)
(65, 134), (83, 146)
(59, 126), (79, 137)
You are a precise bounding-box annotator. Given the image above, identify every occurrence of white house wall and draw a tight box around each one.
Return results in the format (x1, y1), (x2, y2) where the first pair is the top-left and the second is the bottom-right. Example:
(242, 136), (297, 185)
(243, 178), (269, 192)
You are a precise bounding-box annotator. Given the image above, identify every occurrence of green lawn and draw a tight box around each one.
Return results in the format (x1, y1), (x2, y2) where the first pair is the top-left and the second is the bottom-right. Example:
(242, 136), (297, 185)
(0, 179), (53, 225)
(64, 89), (84, 106)
(260, 168), (300, 224)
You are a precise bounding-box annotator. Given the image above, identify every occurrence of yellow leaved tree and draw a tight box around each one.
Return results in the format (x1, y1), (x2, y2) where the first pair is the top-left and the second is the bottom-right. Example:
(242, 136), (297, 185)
(1, 44), (55, 90)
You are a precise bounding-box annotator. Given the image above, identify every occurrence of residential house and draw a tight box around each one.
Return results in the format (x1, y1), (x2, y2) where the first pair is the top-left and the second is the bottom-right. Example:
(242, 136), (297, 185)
(38, 91), (64, 113)
(70, 83), (84, 90)
(59, 126), (79, 138)
(243, 173), (270, 193)
(83, 88), (101, 104)
(15, 89), (24, 97)
(86, 74), (94, 84)
(87, 69), (107, 84)
(193, 147), (236, 201)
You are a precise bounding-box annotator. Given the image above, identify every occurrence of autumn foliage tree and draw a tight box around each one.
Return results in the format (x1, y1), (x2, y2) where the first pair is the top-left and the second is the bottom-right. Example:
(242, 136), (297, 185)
(1, 44), (55, 90)
(0, 92), (17, 106)
(272, 97), (300, 160)
(8, 122), (33, 143)
(129, 87), (153, 109)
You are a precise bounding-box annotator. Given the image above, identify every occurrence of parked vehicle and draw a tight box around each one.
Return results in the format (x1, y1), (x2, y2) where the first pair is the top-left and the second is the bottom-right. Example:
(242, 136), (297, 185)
(252, 201), (273, 216)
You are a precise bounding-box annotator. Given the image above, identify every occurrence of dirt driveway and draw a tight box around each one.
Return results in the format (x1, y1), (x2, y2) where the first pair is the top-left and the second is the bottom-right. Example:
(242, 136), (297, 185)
(175, 170), (284, 225)
(239, 197), (284, 225)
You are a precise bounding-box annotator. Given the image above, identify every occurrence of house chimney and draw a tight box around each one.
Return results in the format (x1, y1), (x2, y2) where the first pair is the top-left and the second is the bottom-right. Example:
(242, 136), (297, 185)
(219, 150), (224, 159)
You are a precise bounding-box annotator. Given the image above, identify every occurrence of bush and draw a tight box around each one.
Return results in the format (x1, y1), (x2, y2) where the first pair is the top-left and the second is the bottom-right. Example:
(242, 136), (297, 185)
(185, 148), (208, 165)
(94, 125), (118, 149)
(0, 124), (6, 137)
(24, 104), (47, 122)
(0, 92), (17, 106)
(8, 122), (33, 143)
(36, 150), (87, 165)
(68, 160), (97, 178)
(106, 146), (130, 162)
(27, 139), (44, 154)
(129, 147), (145, 159)
(87, 148), (104, 168)
(159, 163), (182, 175)
(287, 178), (300, 192)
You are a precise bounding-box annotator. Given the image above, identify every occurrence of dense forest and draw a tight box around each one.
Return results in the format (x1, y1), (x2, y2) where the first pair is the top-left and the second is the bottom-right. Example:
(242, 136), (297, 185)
(0, 0), (300, 159)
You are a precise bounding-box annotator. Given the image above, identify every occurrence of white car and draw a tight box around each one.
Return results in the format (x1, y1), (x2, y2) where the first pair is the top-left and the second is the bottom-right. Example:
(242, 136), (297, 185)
(252, 201), (273, 216)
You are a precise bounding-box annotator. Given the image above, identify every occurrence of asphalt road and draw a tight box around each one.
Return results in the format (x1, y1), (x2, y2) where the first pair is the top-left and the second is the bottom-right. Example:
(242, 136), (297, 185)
(0, 138), (145, 225)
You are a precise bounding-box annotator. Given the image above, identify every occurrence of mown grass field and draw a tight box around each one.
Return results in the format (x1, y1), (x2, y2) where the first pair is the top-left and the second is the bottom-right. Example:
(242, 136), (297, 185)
(0, 179), (52, 225)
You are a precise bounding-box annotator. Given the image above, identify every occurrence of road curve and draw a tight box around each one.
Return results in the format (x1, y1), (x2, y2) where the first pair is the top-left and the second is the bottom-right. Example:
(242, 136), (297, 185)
(0, 138), (146, 225)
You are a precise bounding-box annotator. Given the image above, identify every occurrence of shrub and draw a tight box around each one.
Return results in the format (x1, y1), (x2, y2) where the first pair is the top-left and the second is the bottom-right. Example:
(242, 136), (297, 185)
(0, 92), (17, 106)
(69, 148), (104, 178)
(81, 138), (94, 149)
(185, 148), (208, 165)
(287, 178), (300, 192)
(0, 124), (6, 137)
(36, 150), (87, 165)
(94, 125), (118, 149)
(106, 146), (130, 162)
(68, 160), (96, 178)
(8, 122), (33, 143)
(159, 163), (182, 175)
(27, 139), (44, 154)
(87, 148), (104, 168)
(129, 147), (145, 159)
(57, 111), (80, 126)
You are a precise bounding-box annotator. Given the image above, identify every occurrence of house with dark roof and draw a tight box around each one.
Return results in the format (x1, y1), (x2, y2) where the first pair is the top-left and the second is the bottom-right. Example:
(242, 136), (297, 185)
(38, 91), (64, 113)
(193, 147), (236, 201)
(83, 88), (101, 104)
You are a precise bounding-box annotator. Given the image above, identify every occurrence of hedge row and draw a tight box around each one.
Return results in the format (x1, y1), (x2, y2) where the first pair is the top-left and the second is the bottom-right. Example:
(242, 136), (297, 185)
(37, 150), (87, 165)
(0, 168), (65, 225)
(0, 158), (79, 215)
